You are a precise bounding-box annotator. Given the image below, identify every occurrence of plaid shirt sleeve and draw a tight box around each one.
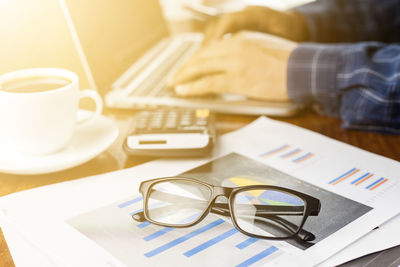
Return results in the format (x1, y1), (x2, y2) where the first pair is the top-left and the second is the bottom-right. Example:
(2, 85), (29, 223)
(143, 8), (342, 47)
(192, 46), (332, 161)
(287, 0), (400, 133)
(287, 43), (400, 134)
(293, 0), (400, 43)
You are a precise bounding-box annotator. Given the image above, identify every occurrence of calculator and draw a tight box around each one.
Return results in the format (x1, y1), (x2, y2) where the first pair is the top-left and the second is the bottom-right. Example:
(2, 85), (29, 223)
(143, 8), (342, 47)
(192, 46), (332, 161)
(124, 108), (215, 157)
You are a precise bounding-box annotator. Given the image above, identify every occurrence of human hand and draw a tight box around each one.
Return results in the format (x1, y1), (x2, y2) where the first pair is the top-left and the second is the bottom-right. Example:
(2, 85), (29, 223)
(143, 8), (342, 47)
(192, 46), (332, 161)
(171, 31), (297, 101)
(203, 6), (308, 44)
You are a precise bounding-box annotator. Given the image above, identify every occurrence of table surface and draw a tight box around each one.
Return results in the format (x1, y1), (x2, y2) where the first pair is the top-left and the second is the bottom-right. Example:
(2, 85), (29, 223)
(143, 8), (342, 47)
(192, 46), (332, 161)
(1, 109), (399, 266)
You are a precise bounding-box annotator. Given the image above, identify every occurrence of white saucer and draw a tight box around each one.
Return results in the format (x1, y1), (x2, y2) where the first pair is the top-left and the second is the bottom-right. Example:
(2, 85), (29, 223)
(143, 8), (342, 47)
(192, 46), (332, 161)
(0, 110), (119, 175)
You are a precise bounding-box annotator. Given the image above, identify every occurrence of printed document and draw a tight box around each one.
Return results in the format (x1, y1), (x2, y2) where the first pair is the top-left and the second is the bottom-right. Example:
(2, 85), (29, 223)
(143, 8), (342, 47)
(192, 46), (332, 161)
(1, 117), (399, 266)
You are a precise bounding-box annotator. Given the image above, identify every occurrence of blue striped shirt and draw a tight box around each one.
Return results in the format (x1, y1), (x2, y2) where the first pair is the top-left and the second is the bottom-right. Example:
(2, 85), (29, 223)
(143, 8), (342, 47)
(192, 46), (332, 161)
(288, 0), (400, 133)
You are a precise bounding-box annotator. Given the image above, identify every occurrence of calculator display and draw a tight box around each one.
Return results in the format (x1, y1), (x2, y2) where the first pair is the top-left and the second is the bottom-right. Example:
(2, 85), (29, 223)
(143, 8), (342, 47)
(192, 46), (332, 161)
(124, 108), (215, 157)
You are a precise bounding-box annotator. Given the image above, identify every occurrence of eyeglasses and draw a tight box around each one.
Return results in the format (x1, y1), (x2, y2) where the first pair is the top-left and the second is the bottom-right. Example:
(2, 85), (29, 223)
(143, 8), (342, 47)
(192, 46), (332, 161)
(132, 177), (321, 241)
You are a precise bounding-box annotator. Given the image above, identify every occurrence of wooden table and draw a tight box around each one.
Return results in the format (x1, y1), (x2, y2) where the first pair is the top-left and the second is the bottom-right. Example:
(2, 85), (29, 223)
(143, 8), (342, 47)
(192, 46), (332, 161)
(1, 109), (399, 266)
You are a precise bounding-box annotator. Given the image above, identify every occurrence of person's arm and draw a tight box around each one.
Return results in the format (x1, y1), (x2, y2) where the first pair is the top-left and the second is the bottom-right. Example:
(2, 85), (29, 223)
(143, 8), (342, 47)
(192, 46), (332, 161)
(294, 0), (400, 43)
(203, 0), (400, 44)
(171, 32), (296, 102)
(288, 42), (400, 133)
(202, 6), (310, 43)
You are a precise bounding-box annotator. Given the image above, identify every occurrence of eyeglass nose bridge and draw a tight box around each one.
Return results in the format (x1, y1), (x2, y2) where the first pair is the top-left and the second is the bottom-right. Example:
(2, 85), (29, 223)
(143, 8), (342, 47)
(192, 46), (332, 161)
(205, 186), (234, 218)
(210, 186), (234, 202)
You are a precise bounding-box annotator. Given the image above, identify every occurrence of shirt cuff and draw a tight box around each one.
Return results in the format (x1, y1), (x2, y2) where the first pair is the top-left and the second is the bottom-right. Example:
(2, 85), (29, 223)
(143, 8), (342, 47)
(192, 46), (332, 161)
(287, 43), (346, 117)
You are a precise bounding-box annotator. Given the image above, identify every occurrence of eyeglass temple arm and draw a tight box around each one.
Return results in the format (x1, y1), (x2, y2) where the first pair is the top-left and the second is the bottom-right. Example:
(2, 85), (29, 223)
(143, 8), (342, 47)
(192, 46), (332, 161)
(212, 203), (307, 216)
(211, 204), (315, 242)
(131, 196), (315, 241)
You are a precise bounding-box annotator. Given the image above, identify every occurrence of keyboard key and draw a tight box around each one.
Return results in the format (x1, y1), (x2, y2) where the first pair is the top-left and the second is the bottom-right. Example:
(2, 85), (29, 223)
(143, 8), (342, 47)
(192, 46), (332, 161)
(196, 109), (210, 118)
(180, 119), (192, 126)
(196, 119), (208, 126)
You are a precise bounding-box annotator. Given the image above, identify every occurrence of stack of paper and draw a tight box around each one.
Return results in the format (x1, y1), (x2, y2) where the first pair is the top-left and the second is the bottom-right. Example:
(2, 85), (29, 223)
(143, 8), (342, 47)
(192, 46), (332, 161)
(1, 117), (399, 266)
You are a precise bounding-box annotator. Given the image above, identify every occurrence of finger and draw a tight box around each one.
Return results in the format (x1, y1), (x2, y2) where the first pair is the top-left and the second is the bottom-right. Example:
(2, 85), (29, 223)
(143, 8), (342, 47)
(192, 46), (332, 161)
(203, 19), (219, 45)
(172, 43), (242, 85)
(177, 38), (246, 69)
(174, 74), (230, 96)
(203, 13), (238, 44)
(172, 58), (227, 86)
(211, 14), (238, 40)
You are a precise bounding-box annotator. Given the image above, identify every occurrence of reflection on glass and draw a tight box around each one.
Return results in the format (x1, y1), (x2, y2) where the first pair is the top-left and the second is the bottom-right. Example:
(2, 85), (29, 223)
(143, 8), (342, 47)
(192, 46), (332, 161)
(148, 180), (211, 225)
(233, 189), (305, 238)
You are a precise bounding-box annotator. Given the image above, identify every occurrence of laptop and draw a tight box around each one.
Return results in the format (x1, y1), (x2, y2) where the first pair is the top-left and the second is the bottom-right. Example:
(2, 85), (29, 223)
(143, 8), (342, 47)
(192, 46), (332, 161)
(63, 0), (301, 116)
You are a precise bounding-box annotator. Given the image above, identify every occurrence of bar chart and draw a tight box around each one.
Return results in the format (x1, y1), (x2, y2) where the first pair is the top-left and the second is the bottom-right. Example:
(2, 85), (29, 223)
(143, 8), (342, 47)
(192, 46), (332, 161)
(259, 144), (315, 164)
(68, 153), (373, 266)
(328, 168), (389, 191)
(117, 195), (280, 266)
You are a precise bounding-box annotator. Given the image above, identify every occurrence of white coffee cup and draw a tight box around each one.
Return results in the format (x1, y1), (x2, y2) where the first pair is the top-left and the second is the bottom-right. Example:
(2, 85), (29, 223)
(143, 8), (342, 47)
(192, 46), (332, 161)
(0, 68), (103, 156)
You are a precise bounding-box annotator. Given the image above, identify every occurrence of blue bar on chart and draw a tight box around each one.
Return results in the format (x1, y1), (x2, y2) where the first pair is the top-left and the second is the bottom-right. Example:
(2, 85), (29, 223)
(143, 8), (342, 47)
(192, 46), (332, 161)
(259, 144), (289, 157)
(354, 173), (374, 186)
(137, 221), (151, 229)
(280, 148), (302, 159)
(329, 169), (388, 191)
(236, 246), (279, 267)
(118, 196), (143, 208)
(366, 177), (388, 191)
(351, 172), (371, 185)
(143, 213), (202, 241)
(184, 228), (239, 257)
(292, 152), (314, 163)
(144, 219), (225, 258)
(236, 237), (259, 250)
(329, 168), (359, 185)
(259, 144), (314, 164)
(130, 201), (168, 220)
(144, 227), (175, 241)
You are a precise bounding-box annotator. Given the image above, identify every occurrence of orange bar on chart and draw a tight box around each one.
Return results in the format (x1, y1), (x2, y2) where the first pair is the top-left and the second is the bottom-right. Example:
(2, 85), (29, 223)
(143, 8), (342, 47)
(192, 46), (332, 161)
(332, 169), (360, 185)
(260, 145), (290, 158)
(355, 173), (374, 186)
(280, 149), (302, 159)
(369, 178), (388, 191)
(293, 153), (314, 163)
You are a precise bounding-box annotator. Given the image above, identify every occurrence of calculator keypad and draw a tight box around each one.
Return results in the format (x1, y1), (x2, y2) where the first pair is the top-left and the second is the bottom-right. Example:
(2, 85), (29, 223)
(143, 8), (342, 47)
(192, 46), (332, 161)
(131, 109), (212, 134)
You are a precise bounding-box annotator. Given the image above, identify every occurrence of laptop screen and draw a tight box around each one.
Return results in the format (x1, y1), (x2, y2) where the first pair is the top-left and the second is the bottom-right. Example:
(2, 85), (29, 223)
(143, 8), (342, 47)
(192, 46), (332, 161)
(64, 0), (169, 95)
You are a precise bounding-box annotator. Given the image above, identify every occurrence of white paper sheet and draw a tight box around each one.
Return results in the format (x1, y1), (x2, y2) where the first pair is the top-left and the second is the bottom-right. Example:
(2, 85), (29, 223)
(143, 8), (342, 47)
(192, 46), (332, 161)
(1, 117), (399, 266)
(321, 213), (400, 266)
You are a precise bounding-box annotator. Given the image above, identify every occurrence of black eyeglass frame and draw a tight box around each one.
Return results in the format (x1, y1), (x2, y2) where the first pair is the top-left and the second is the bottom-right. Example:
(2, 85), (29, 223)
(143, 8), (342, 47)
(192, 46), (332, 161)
(138, 177), (321, 241)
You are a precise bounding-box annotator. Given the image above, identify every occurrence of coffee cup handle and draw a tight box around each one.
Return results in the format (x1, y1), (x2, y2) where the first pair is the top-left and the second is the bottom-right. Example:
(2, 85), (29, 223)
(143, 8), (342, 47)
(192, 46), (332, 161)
(76, 90), (103, 124)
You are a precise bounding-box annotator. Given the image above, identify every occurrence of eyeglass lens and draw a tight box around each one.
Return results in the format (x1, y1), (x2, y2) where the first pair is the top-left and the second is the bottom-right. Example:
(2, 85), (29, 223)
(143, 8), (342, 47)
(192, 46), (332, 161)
(146, 179), (306, 239)
(233, 189), (305, 238)
(147, 180), (212, 225)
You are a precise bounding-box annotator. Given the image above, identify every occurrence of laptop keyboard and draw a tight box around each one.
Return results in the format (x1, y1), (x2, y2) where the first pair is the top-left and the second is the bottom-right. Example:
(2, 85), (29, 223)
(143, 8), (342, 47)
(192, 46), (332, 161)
(107, 35), (301, 116)
(127, 37), (202, 97)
